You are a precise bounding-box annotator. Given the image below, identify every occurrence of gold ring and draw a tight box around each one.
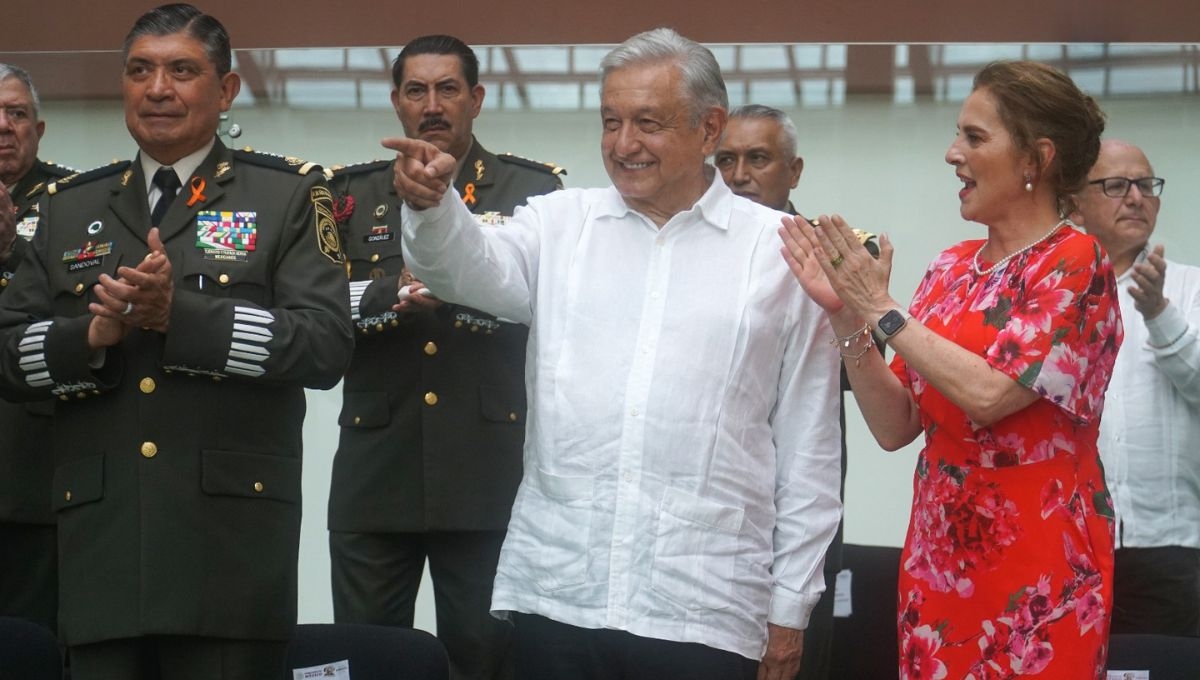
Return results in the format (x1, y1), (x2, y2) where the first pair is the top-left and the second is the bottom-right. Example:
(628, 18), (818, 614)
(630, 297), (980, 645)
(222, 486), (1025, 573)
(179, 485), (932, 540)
(830, 253), (845, 267)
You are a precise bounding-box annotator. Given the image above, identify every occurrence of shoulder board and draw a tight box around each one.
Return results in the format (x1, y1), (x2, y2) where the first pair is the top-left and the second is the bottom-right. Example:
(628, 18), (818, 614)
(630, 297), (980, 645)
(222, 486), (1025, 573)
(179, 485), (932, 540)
(233, 147), (322, 176)
(47, 160), (132, 196)
(39, 160), (76, 178)
(497, 153), (566, 176)
(328, 159), (391, 178)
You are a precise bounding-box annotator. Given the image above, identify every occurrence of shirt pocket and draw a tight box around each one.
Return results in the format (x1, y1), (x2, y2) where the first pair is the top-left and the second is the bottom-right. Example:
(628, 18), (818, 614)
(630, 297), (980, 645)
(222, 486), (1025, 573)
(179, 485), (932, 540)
(509, 466), (594, 592)
(651, 486), (745, 612)
(338, 391), (390, 428)
(177, 257), (270, 306)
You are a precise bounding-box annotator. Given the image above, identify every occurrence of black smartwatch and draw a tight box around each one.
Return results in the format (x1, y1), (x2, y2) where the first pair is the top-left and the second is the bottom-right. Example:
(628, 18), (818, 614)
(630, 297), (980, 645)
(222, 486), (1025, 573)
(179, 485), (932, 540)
(873, 309), (911, 345)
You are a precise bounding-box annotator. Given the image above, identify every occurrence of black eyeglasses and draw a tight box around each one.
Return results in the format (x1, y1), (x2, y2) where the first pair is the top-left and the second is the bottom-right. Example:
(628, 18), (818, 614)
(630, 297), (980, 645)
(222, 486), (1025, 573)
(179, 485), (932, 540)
(1088, 176), (1165, 198)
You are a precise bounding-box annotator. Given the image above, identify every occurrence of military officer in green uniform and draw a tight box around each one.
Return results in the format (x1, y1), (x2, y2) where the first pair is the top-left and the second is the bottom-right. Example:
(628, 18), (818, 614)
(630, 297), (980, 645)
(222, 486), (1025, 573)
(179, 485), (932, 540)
(0, 62), (72, 633)
(327, 34), (562, 680)
(0, 6), (353, 679)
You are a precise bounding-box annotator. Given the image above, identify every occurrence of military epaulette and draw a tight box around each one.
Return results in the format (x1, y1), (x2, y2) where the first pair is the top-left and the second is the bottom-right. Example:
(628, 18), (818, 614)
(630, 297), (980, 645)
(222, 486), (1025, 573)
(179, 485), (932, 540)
(46, 160), (132, 196)
(38, 160), (76, 179)
(497, 153), (566, 176)
(327, 159), (391, 178)
(233, 147), (322, 176)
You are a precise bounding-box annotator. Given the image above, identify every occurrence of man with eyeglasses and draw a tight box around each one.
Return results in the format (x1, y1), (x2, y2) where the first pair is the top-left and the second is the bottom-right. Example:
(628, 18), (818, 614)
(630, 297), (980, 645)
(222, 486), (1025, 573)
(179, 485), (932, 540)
(1, 62), (72, 634)
(1073, 139), (1200, 636)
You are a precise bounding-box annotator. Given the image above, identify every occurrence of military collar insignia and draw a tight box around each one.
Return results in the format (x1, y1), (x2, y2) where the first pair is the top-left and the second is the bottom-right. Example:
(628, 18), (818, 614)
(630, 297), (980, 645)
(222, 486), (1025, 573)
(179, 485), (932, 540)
(474, 159), (485, 181)
(121, 169), (133, 187)
(215, 161), (232, 179)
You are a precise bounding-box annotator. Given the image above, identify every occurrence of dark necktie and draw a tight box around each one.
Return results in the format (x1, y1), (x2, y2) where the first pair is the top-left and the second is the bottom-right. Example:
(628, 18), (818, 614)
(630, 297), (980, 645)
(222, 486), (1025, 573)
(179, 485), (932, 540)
(150, 167), (182, 227)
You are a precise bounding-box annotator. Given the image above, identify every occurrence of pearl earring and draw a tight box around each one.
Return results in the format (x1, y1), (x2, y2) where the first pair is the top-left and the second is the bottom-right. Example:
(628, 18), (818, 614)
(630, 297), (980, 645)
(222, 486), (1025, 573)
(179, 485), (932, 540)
(1024, 174), (1034, 193)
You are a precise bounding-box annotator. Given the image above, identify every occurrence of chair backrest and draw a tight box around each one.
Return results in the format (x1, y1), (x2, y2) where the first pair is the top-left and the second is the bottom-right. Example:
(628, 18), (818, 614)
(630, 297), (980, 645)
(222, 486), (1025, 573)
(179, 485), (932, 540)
(830, 543), (902, 680)
(285, 623), (448, 680)
(1107, 633), (1200, 680)
(0, 617), (62, 680)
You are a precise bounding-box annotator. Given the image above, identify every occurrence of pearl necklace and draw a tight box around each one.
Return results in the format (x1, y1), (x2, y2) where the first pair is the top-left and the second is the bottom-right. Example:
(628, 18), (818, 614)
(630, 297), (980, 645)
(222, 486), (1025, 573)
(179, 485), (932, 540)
(972, 219), (1068, 277)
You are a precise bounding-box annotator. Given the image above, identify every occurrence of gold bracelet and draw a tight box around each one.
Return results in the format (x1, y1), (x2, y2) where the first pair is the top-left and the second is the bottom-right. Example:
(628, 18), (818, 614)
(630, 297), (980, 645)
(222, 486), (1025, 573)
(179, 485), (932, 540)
(830, 323), (872, 350)
(839, 342), (876, 368)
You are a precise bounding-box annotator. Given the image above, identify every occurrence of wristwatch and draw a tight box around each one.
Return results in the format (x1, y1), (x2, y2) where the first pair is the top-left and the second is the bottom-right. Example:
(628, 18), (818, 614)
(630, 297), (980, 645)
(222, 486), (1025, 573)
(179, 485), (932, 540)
(873, 309), (912, 345)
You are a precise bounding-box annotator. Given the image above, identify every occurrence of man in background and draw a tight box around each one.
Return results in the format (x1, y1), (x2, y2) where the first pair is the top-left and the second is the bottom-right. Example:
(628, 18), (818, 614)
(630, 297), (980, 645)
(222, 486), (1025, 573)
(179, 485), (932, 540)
(0, 62), (71, 632)
(715, 104), (875, 680)
(327, 34), (562, 680)
(1073, 139), (1200, 636)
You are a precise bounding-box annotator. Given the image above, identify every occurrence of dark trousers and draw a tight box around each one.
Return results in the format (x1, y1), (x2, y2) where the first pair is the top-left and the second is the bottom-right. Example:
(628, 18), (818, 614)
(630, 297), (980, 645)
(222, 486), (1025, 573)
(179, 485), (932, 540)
(513, 613), (758, 680)
(69, 636), (287, 680)
(1112, 546), (1200, 636)
(330, 529), (513, 680)
(0, 521), (57, 633)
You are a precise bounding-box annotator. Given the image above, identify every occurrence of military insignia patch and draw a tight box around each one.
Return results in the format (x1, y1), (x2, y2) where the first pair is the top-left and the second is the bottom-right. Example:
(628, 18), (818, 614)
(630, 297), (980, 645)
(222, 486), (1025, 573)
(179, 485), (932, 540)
(196, 210), (257, 262)
(17, 216), (39, 240)
(311, 186), (345, 266)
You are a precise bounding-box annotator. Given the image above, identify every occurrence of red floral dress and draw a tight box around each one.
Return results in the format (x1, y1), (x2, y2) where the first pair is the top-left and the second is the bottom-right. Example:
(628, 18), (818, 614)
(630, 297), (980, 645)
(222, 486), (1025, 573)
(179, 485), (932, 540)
(891, 226), (1122, 680)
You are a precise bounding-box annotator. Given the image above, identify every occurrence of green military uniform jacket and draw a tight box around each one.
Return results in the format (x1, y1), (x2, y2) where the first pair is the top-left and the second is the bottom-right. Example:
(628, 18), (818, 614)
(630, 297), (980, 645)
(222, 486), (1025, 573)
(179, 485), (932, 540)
(0, 140), (354, 646)
(328, 138), (561, 532)
(1, 159), (73, 525)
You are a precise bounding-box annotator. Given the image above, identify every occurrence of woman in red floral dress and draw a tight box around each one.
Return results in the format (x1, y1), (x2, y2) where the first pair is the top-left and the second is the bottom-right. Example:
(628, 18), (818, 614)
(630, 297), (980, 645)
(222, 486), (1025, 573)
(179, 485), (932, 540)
(780, 61), (1122, 679)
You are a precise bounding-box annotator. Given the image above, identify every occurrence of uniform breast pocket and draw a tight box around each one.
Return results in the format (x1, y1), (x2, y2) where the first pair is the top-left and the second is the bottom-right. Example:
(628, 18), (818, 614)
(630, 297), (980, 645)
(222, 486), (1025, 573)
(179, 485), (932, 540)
(651, 487), (745, 611)
(48, 255), (123, 317)
(52, 454), (105, 512)
(178, 257), (269, 306)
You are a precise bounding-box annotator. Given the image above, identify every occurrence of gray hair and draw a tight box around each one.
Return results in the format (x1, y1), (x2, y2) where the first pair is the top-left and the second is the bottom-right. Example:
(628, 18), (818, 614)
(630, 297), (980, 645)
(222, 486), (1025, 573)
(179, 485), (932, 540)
(0, 63), (41, 119)
(123, 4), (233, 76)
(728, 104), (799, 160)
(600, 28), (728, 124)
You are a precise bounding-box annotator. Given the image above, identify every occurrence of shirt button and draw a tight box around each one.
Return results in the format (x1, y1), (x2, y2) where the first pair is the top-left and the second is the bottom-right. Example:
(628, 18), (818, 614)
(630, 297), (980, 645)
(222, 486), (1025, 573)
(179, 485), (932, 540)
(218, 273), (230, 285)
(141, 441), (158, 458)
(424, 392), (438, 406)
(424, 342), (438, 356)
(139, 377), (156, 394)
(631, 408), (639, 417)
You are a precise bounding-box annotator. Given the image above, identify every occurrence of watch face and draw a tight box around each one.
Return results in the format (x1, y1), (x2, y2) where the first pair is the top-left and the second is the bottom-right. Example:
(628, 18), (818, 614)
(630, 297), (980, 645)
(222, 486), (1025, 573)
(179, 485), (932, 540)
(879, 310), (906, 336)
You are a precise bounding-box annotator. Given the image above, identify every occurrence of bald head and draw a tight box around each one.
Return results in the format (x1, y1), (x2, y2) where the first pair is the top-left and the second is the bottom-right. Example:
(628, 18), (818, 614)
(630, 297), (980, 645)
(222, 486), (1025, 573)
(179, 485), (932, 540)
(1074, 139), (1162, 274)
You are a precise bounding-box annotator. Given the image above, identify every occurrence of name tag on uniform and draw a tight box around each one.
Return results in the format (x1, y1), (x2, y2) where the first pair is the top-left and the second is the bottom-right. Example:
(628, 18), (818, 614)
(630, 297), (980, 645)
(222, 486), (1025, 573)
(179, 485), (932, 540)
(196, 210), (256, 262)
(62, 241), (113, 272)
(292, 659), (350, 679)
(474, 211), (510, 227)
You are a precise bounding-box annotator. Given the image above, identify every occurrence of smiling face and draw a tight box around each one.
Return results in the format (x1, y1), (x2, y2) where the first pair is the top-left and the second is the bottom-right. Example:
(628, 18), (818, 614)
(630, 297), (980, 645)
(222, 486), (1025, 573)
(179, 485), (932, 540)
(1074, 140), (1160, 271)
(944, 88), (1032, 227)
(123, 32), (239, 165)
(0, 76), (45, 186)
(600, 61), (724, 225)
(391, 53), (483, 161)
(714, 116), (803, 211)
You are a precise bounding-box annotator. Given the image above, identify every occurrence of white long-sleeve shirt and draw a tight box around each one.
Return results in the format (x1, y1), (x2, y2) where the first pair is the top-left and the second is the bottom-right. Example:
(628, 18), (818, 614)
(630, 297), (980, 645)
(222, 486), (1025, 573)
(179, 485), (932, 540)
(401, 176), (842, 660)
(1100, 250), (1200, 549)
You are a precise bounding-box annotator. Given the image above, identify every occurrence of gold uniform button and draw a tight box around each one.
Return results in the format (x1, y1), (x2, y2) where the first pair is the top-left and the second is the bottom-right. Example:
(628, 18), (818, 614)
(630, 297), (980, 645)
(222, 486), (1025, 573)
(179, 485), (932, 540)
(424, 392), (438, 406)
(64, 491), (72, 502)
(139, 377), (156, 394)
(0, 278), (7, 287)
(470, 325), (479, 332)
(508, 412), (518, 422)
(74, 282), (85, 294)
(423, 342), (438, 356)
(353, 416), (362, 425)
(375, 323), (384, 332)
(218, 273), (230, 285)
(370, 253), (380, 263)
(140, 441), (158, 458)
(253, 482), (264, 493)
(454, 320), (463, 328)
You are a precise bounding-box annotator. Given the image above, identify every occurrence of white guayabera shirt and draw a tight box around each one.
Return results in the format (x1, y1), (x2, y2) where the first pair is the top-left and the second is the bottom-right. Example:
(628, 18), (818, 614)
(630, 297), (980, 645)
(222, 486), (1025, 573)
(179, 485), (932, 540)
(403, 175), (842, 660)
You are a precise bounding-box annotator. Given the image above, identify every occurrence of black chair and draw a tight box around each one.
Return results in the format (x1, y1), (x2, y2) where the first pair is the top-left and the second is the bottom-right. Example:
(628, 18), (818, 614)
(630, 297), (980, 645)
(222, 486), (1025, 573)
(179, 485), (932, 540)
(1107, 633), (1200, 680)
(830, 543), (902, 680)
(285, 623), (448, 680)
(0, 616), (62, 680)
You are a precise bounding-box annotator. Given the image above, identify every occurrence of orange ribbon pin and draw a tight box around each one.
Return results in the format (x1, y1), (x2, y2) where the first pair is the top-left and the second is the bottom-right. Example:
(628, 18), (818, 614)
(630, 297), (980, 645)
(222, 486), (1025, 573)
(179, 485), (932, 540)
(462, 182), (477, 207)
(186, 176), (207, 207)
